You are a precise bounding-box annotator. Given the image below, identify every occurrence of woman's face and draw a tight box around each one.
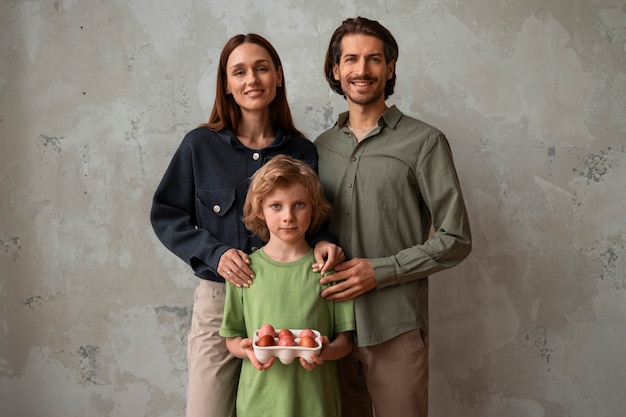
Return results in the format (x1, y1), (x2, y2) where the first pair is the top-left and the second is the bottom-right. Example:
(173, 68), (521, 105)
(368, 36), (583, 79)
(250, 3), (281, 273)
(225, 43), (283, 114)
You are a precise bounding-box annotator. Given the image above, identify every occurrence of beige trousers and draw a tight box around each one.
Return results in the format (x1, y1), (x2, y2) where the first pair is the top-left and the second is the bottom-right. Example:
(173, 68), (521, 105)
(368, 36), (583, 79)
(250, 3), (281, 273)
(338, 329), (429, 417)
(186, 279), (241, 417)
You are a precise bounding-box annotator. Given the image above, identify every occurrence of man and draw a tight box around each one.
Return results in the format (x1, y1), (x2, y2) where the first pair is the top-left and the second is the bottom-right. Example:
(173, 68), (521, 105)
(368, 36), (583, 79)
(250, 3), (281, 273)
(315, 17), (472, 417)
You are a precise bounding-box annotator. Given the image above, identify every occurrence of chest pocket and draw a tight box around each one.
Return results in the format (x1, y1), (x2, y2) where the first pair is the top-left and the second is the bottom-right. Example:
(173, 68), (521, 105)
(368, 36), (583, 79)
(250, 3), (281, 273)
(197, 188), (236, 216)
(359, 158), (412, 211)
(196, 188), (238, 238)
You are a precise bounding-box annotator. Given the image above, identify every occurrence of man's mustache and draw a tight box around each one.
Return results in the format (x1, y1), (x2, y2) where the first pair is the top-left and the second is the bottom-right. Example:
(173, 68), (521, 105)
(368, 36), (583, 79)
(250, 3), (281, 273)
(347, 76), (377, 83)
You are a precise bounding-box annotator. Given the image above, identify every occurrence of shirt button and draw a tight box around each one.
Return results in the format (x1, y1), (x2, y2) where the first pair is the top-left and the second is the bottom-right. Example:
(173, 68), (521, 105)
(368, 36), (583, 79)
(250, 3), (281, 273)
(213, 205), (221, 213)
(252, 152), (260, 160)
(351, 156), (357, 162)
(251, 246), (259, 252)
(347, 183), (353, 189)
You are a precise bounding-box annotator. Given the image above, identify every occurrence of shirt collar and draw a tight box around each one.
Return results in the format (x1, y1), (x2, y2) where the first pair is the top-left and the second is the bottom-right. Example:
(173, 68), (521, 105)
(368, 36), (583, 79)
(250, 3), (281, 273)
(337, 105), (403, 130)
(217, 127), (289, 149)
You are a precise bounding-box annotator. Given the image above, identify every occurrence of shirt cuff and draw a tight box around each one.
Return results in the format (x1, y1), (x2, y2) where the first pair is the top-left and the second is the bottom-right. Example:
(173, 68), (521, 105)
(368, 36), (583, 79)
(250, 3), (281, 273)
(371, 257), (397, 289)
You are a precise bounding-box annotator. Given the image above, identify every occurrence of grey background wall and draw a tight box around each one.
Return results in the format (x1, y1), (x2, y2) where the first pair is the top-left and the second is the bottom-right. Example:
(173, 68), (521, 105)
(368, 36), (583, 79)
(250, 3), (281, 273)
(1, 0), (624, 416)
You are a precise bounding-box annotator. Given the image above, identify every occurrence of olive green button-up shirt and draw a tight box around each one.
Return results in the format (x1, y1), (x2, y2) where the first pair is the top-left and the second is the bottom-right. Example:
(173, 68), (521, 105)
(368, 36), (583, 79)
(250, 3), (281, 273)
(315, 105), (472, 346)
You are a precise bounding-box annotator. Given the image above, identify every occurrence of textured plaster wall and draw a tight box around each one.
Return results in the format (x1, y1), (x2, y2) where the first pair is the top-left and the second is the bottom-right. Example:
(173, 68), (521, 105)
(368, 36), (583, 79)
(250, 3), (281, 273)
(1, 0), (625, 416)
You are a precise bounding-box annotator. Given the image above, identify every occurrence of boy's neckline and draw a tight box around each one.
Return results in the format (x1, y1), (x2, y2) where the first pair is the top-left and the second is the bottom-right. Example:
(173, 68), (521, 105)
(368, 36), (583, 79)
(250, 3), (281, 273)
(260, 246), (312, 263)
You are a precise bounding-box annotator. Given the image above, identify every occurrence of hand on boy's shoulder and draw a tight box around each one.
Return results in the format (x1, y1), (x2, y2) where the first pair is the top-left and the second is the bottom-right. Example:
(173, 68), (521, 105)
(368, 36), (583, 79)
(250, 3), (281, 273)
(319, 258), (376, 302)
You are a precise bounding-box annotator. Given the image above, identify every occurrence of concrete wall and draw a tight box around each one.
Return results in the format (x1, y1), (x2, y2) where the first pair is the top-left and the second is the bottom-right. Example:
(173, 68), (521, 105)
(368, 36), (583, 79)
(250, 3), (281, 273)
(1, 0), (624, 416)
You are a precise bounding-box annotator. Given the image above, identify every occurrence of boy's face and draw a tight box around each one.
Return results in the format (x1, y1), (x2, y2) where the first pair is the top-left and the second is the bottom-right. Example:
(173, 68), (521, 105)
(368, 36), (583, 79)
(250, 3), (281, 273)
(259, 182), (312, 245)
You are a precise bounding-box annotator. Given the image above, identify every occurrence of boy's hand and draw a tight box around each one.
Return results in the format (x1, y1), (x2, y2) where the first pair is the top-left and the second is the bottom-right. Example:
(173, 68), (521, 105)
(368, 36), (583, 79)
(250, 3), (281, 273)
(241, 338), (275, 371)
(299, 335), (330, 371)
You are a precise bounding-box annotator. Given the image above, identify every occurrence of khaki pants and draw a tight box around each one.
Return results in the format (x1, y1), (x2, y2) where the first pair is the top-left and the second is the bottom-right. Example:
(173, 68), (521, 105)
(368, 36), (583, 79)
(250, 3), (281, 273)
(338, 329), (429, 417)
(186, 279), (241, 417)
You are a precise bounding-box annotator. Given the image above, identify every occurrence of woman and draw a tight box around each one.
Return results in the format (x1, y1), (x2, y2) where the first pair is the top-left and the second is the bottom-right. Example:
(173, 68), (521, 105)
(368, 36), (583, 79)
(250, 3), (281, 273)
(150, 34), (343, 417)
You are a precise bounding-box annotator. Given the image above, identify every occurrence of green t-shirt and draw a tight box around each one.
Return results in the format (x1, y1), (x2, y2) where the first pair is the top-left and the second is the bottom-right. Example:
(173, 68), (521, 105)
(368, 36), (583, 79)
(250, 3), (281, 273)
(220, 249), (355, 417)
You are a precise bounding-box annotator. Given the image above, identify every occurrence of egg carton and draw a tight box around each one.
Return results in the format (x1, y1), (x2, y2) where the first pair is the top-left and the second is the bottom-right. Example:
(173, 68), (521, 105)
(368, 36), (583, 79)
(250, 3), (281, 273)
(253, 329), (322, 364)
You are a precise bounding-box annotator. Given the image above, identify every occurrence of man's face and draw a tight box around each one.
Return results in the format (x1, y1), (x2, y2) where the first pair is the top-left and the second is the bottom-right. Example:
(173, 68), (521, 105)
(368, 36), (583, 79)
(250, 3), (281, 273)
(333, 34), (395, 107)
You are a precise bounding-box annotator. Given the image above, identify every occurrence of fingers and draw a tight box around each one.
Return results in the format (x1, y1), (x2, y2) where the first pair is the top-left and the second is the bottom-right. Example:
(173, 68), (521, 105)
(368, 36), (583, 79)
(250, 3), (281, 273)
(324, 247), (345, 271)
(251, 356), (274, 371)
(227, 266), (254, 288)
(319, 258), (355, 284)
(240, 338), (253, 349)
(319, 266), (345, 285)
(320, 279), (352, 301)
(300, 356), (323, 371)
(312, 250), (328, 273)
(299, 357), (315, 370)
(332, 259), (352, 272)
(242, 339), (275, 370)
(248, 354), (266, 370)
(319, 270), (370, 301)
(219, 249), (255, 288)
(313, 241), (346, 274)
(260, 357), (275, 370)
(319, 258), (376, 300)
(323, 276), (376, 301)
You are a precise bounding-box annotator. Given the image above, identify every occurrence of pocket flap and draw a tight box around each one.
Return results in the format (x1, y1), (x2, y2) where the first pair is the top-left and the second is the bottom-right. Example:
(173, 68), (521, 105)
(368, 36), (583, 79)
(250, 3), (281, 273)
(196, 188), (236, 218)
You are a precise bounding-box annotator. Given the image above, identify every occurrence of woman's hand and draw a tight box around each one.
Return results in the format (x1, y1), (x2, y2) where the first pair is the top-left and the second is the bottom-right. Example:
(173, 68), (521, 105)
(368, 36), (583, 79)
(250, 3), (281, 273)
(313, 241), (345, 275)
(218, 248), (255, 287)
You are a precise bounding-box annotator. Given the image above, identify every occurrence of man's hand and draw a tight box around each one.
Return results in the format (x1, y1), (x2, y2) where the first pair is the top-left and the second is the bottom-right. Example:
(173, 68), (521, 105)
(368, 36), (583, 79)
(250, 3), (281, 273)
(319, 258), (376, 301)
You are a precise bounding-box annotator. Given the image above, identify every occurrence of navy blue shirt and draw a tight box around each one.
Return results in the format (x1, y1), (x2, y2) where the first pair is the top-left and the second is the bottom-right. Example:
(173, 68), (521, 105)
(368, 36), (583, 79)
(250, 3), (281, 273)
(151, 126), (318, 282)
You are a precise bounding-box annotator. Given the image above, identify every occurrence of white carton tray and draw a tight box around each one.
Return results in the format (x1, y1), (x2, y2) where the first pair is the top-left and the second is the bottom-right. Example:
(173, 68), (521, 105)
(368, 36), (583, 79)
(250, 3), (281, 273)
(253, 328), (322, 364)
